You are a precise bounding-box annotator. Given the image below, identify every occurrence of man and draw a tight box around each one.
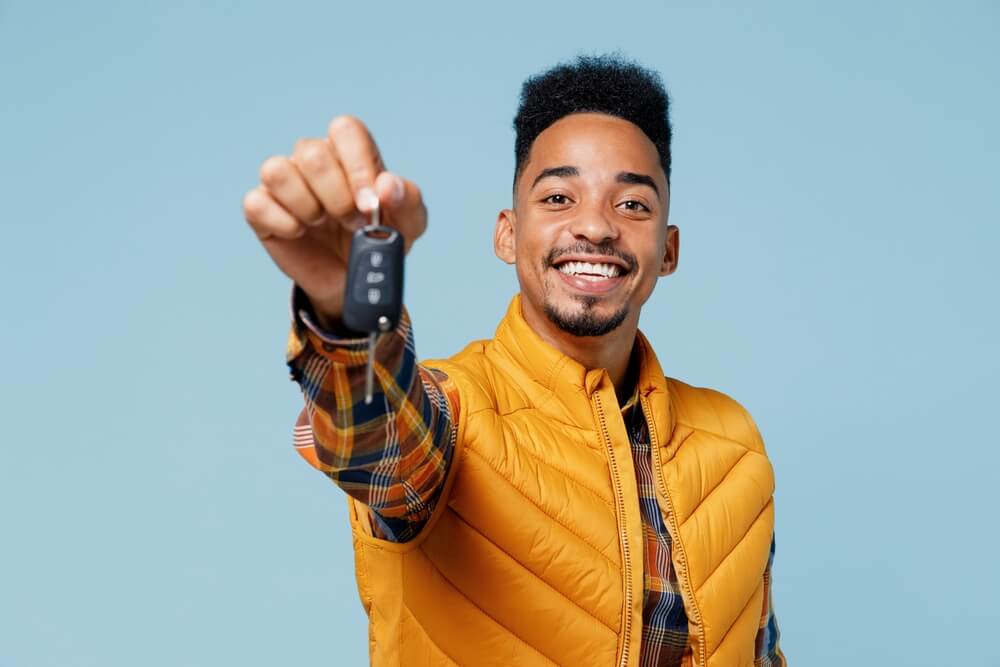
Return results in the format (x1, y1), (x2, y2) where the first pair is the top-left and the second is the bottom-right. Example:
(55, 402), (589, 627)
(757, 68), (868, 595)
(244, 55), (784, 667)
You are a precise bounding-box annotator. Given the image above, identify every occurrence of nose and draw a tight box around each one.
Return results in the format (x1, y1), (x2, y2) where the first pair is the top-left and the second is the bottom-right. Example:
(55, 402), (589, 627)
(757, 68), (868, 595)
(567, 205), (619, 245)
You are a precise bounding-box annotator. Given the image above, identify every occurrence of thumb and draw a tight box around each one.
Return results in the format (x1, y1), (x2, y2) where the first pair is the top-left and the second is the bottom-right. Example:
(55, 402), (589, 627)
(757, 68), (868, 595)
(373, 171), (427, 251)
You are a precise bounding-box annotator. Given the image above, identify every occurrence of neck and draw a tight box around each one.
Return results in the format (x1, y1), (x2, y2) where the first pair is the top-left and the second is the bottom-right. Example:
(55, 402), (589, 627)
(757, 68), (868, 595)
(520, 298), (640, 401)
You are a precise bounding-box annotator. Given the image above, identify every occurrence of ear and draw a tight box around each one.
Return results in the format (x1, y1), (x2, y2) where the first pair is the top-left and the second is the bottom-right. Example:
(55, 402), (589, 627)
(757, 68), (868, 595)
(659, 224), (679, 276)
(494, 208), (517, 264)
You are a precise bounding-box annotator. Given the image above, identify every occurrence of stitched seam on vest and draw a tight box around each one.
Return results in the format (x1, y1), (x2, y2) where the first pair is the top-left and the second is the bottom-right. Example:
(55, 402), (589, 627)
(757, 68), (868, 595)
(465, 407), (593, 435)
(463, 446), (619, 568)
(466, 401), (583, 430)
(417, 544), (560, 666)
(400, 602), (460, 666)
(450, 508), (619, 634)
(679, 449), (753, 528)
(464, 424), (614, 510)
(674, 421), (754, 450)
(496, 338), (567, 415)
(543, 353), (567, 392)
(478, 341), (583, 423)
(477, 344), (561, 416)
(694, 502), (770, 594)
(663, 427), (696, 456)
(706, 578), (761, 662)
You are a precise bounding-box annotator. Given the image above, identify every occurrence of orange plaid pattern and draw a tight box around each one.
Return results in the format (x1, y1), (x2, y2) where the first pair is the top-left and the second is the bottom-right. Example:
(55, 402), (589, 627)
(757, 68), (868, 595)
(287, 289), (458, 541)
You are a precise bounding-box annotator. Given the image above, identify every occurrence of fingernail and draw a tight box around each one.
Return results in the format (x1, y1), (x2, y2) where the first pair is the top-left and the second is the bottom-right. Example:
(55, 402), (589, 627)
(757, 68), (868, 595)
(391, 176), (405, 204)
(356, 187), (378, 212)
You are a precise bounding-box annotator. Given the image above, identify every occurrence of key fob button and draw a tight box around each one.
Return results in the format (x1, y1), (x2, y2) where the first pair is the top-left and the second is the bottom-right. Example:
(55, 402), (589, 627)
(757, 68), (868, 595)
(343, 225), (404, 334)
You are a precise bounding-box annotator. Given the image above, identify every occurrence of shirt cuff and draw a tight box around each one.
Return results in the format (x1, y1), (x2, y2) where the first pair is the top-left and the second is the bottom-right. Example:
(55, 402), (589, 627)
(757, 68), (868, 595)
(285, 284), (407, 368)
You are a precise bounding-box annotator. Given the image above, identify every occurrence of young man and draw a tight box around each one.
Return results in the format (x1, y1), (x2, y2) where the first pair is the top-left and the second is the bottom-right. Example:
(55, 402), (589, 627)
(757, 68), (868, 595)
(244, 55), (785, 667)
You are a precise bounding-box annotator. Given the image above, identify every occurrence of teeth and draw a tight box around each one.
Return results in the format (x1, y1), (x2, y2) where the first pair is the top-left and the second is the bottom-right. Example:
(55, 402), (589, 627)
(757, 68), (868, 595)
(556, 261), (621, 278)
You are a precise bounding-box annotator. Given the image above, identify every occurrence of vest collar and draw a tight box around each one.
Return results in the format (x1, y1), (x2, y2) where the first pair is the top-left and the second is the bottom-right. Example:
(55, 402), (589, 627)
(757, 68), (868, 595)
(492, 295), (676, 436)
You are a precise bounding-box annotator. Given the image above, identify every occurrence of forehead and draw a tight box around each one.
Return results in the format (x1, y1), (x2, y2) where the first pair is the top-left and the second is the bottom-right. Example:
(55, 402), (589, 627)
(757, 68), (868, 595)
(521, 112), (664, 185)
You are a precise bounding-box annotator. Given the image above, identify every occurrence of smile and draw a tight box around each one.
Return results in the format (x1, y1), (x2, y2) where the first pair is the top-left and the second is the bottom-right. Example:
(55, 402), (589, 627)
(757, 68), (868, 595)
(556, 261), (621, 279)
(551, 259), (628, 295)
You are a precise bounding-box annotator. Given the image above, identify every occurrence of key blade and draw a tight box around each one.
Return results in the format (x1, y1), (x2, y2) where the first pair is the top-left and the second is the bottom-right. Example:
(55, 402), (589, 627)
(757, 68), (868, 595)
(369, 196), (379, 229)
(364, 332), (377, 404)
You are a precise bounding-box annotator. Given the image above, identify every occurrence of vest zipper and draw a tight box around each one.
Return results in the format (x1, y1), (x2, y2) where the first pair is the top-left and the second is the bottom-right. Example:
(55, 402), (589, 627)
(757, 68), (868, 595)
(640, 394), (707, 667)
(592, 391), (634, 667)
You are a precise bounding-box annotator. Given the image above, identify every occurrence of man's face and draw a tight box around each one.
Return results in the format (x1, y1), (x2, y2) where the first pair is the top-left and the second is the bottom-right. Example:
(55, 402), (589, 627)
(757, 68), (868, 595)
(495, 112), (677, 338)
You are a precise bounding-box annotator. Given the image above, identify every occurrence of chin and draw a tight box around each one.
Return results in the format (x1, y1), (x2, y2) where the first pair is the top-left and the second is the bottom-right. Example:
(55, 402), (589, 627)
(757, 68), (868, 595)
(543, 296), (630, 338)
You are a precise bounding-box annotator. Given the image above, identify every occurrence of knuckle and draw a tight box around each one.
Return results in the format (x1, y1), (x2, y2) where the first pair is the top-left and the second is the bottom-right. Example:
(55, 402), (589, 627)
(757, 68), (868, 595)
(328, 114), (362, 137)
(298, 143), (328, 172)
(329, 198), (356, 220)
(259, 156), (289, 187)
(346, 162), (373, 180)
(242, 189), (267, 219)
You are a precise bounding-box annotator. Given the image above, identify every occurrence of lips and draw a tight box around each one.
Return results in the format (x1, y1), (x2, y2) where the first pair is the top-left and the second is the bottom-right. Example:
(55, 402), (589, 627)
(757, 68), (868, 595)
(554, 268), (625, 294)
(551, 258), (628, 295)
(546, 244), (635, 296)
(555, 260), (622, 278)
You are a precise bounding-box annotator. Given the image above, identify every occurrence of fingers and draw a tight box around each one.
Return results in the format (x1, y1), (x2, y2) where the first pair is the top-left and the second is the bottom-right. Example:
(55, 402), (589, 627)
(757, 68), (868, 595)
(373, 171), (406, 208)
(328, 115), (384, 212)
(291, 138), (358, 225)
(374, 172), (428, 250)
(259, 155), (325, 226)
(245, 116), (424, 248)
(243, 186), (305, 240)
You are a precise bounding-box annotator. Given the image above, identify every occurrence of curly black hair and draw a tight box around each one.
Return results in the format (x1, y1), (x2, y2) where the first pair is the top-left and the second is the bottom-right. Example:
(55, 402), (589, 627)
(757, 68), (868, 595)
(513, 53), (672, 190)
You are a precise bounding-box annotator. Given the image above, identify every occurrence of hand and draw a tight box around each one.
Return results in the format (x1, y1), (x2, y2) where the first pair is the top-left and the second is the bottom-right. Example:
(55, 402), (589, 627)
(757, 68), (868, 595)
(243, 116), (427, 328)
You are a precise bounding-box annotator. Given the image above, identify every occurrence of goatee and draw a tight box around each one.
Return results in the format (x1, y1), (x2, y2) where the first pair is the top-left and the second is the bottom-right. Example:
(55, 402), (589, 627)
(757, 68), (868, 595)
(544, 296), (629, 337)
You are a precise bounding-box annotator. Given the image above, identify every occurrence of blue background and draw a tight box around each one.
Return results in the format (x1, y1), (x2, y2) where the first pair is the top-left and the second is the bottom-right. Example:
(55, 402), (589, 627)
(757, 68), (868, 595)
(2, 1), (998, 665)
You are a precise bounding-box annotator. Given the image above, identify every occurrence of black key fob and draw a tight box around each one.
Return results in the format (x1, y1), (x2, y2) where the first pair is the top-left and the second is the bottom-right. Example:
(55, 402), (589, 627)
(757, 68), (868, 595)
(342, 225), (404, 334)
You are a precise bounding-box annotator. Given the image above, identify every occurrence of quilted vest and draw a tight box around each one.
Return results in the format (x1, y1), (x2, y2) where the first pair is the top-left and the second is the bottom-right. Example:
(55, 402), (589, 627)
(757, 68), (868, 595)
(346, 296), (776, 666)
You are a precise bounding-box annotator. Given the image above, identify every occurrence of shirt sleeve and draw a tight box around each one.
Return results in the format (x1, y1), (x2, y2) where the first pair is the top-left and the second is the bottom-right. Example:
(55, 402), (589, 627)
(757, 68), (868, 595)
(754, 534), (786, 666)
(286, 285), (459, 543)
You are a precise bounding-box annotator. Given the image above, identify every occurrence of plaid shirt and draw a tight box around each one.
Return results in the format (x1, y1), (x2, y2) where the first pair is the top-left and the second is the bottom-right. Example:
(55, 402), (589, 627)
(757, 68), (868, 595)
(286, 289), (784, 665)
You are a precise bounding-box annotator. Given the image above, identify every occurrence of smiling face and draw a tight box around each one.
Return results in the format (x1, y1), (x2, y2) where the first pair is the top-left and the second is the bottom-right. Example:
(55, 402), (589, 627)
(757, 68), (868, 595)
(495, 112), (679, 341)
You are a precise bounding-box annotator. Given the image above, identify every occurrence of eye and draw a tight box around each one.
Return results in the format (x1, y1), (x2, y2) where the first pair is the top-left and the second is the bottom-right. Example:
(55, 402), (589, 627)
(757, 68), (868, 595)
(543, 193), (571, 205)
(619, 199), (651, 212)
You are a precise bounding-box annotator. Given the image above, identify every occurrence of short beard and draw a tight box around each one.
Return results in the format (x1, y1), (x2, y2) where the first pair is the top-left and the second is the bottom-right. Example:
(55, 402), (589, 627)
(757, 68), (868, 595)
(544, 296), (629, 337)
(540, 240), (635, 337)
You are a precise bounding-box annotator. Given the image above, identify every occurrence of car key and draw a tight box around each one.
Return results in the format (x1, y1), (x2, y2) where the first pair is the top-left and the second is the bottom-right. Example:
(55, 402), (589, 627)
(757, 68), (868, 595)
(342, 198), (405, 403)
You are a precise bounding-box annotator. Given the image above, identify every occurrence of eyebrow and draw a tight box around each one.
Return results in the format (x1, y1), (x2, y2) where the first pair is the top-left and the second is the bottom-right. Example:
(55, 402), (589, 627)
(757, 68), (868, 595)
(530, 165), (660, 197)
(617, 171), (659, 197)
(531, 165), (579, 189)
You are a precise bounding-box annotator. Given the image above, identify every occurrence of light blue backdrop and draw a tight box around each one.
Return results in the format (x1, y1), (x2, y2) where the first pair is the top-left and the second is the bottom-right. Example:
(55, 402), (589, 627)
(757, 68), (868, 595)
(2, 1), (998, 665)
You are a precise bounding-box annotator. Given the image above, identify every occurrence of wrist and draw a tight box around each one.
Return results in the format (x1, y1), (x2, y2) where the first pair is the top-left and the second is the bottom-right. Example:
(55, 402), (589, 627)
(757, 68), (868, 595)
(313, 306), (347, 335)
(302, 290), (345, 330)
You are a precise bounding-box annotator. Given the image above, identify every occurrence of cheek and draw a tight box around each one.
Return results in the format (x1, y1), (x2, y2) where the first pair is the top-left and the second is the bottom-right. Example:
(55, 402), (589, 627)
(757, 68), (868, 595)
(513, 244), (544, 290)
(514, 239), (557, 300)
(514, 228), (550, 271)
(637, 230), (668, 273)
(632, 246), (666, 290)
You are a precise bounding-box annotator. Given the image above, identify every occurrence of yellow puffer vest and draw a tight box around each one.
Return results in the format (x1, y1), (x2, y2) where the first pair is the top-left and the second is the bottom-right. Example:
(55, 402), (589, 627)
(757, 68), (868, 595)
(347, 296), (775, 666)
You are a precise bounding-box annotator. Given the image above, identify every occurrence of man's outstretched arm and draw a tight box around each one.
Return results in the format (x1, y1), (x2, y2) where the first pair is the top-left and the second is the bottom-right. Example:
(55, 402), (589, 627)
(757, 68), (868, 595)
(242, 116), (442, 540)
(287, 287), (457, 543)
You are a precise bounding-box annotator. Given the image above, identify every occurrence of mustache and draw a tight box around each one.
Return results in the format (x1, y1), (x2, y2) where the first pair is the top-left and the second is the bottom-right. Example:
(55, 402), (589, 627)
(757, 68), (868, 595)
(544, 241), (637, 273)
